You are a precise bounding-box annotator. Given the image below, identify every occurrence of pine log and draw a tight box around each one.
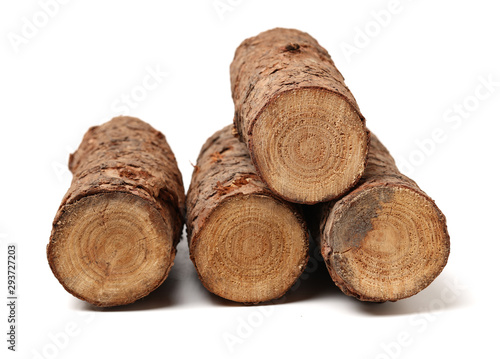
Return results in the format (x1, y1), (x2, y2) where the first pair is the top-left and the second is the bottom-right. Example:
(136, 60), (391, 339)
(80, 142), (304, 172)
(47, 116), (185, 307)
(311, 133), (450, 302)
(187, 125), (309, 303)
(230, 28), (369, 204)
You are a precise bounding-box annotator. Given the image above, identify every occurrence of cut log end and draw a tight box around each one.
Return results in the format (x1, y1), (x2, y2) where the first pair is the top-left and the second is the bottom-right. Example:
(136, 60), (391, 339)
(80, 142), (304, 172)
(251, 88), (368, 204)
(322, 185), (450, 302)
(47, 192), (174, 307)
(191, 194), (309, 304)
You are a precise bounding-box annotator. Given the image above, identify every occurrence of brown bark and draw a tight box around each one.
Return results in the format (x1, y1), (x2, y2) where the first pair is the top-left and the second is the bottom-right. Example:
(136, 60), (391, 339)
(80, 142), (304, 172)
(47, 116), (185, 307)
(310, 133), (450, 302)
(186, 125), (309, 303)
(230, 28), (369, 204)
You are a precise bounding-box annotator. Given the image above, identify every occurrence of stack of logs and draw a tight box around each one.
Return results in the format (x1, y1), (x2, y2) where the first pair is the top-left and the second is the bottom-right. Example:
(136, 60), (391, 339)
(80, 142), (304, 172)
(47, 28), (450, 307)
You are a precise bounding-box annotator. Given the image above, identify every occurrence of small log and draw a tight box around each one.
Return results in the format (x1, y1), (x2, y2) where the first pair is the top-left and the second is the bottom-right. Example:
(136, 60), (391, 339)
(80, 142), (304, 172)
(187, 125), (309, 303)
(47, 116), (185, 307)
(310, 133), (450, 302)
(230, 27), (369, 204)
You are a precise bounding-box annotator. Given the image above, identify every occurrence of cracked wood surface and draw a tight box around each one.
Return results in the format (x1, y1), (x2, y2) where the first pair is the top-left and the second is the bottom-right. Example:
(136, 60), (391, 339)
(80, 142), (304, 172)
(230, 28), (369, 203)
(186, 125), (309, 303)
(47, 116), (185, 307)
(309, 133), (450, 302)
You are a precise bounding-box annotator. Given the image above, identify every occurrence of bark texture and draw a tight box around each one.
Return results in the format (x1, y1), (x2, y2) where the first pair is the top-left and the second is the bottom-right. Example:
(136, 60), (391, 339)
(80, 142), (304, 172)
(312, 133), (450, 302)
(187, 125), (309, 303)
(47, 116), (185, 307)
(230, 27), (369, 204)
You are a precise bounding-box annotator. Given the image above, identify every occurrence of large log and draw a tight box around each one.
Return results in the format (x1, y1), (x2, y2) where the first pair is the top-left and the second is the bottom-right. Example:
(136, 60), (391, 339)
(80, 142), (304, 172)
(47, 116), (184, 307)
(311, 133), (450, 302)
(187, 125), (309, 303)
(230, 27), (369, 204)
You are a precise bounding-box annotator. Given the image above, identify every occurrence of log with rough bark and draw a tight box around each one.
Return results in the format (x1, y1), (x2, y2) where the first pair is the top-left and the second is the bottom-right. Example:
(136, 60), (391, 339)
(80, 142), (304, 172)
(310, 133), (450, 302)
(187, 125), (309, 303)
(230, 27), (369, 204)
(47, 116), (185, 307)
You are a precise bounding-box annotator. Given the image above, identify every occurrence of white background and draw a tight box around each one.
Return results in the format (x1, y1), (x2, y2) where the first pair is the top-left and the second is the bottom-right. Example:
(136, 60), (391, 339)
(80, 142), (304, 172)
(1, 0), (498, 358)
